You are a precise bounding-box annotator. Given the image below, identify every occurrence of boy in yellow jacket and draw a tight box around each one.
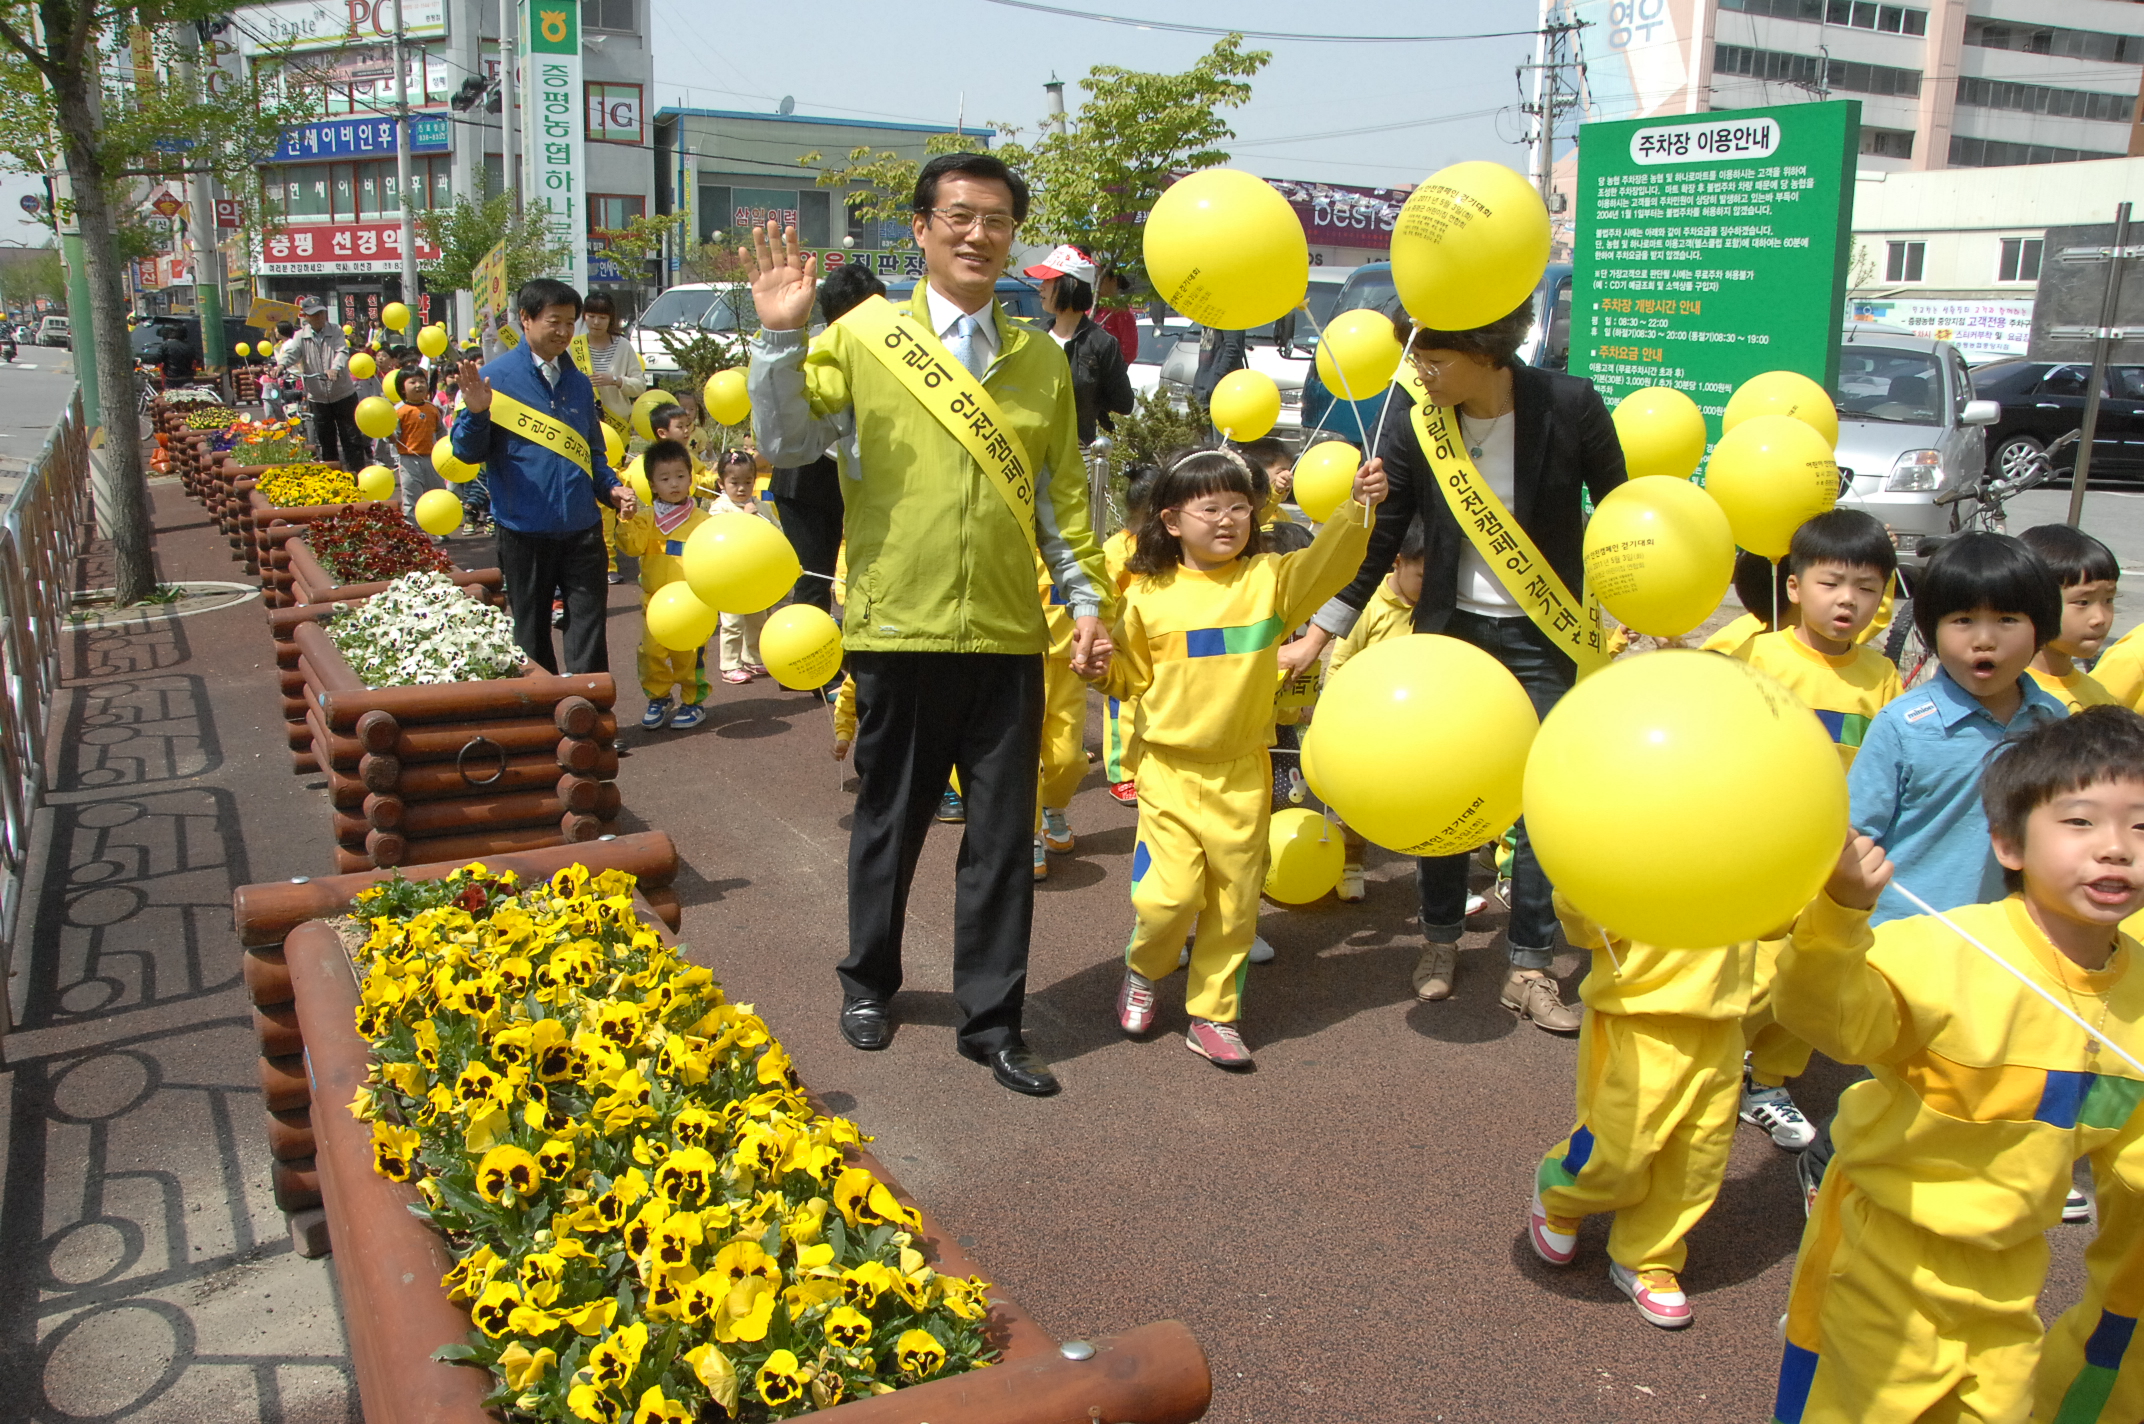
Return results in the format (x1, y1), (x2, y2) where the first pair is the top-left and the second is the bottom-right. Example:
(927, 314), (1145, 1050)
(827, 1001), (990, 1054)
(2019, 524), (2120, 714)
(1770, 706), (2144, 1424)
(616, 441), (711, 729)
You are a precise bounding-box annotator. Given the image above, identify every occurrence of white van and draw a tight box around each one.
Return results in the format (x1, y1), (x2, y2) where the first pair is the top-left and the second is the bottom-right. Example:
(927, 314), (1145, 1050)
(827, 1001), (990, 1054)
(36, 315), (69, 348)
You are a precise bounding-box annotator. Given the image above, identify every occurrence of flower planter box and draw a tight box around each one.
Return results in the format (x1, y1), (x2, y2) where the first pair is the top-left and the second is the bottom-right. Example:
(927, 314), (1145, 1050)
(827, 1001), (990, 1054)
(279, 605), (622, 872)
(230, 838), (1211, 1424)
(276, 533), (500, 616)
(246, 485), (390, 590)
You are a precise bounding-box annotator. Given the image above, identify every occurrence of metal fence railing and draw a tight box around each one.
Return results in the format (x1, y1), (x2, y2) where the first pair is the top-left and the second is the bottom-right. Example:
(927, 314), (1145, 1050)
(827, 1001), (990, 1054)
(0, 386), (91, 958)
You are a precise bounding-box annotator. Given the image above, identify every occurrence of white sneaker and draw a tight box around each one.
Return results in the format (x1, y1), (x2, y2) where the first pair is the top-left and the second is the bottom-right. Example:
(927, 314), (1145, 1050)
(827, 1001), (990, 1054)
(1040, 806), (1074, 853)
(2064, 1186), (2093, 1223)
(1336, 864), (1365, 902)
(1465, 891), (1488, 917)
(1740, 1075), (1816, 1151)
(1248, 934), (1275, 965)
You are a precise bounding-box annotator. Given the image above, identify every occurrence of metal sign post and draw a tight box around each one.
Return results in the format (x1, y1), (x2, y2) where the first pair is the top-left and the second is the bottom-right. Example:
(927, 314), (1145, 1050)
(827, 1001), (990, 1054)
(2061, 202), (2136, 528)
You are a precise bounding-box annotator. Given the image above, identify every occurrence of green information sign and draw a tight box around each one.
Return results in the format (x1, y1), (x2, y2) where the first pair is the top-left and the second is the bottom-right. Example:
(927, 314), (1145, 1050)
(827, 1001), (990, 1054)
(1573, 99), (1859, 443)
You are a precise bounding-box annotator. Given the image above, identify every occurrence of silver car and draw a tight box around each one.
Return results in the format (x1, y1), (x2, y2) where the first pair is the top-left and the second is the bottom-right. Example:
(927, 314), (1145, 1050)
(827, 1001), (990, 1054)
(1832, 325), (2001, 560)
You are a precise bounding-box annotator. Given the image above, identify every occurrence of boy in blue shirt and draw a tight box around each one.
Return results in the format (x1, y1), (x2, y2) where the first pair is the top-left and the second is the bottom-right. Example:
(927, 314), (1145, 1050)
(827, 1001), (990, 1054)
(1796, 531), (2067, 1207)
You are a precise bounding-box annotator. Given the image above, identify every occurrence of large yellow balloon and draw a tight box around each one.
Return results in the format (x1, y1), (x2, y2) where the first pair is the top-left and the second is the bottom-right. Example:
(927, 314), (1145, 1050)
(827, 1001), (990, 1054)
(621, 459), (652, 506)
(342, 323), (354, 335)
(1724, 370), (1839, 448)
(1524, 651), (1845, 947)
(1291, 440), (1359, 523)
(1313, 308), (1404, 403)
(632, 389), (680, 442)
(347, 351), (377, 381)
(1264, 807), (1345, 904)
(356, 464), (396, 501)
(681, 513), (800, 615)
(1303, 635), (1537, 856)
(759, 604), (843, 690)
(413, 488), (464, 536)
(234, 341), (252, 358)
(1208, 369), (1281, 441)
(417, 324), (449, 358)
(1143, 168), (1309, 331)
(433, 446), (479, 483)
(354, 395), (397, 439)
(383, 369), (405, 403)
(704, 368), (750, 427)
(645, 583), (719, 652)
(1612, 386), (1709, 481)
(381, 301), (411, 332)
(1391, 161), (1551, 332)
(1583, 477), (1735, 639)
(601, 421), (625, 468)
(1706, 414), (1840, 559)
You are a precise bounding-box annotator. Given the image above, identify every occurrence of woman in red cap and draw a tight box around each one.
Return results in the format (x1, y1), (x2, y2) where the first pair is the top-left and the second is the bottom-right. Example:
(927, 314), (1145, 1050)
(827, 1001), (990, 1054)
(1026, 244), (1134, 444)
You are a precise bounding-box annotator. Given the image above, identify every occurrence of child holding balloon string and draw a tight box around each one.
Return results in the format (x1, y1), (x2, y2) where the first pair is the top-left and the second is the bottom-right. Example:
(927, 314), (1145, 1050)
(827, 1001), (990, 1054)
(1088, 445), (1386, 1070)
(617, 440), (714, 730)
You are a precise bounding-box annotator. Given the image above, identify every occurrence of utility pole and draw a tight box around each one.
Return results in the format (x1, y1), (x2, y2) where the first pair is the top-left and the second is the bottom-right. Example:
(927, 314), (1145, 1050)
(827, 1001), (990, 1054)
(1519, 2), (1585, 210)
(2062, 201), (2137, 527)
(502, 0), (519, 203)
(32, 9), (98, 446)
(176, 21), (228, 386)
(392, 0), (418, 314)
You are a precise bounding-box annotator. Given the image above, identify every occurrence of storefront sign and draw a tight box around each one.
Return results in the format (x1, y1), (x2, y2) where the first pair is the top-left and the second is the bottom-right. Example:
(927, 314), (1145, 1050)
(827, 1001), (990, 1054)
(522, 0), (587, 290)
(732, 187), (799, 230)
(1573, 99), (1858, 441)
(1849, 298), (2034, 361)
(266, 115), (449, 163)
(1267, 177), (1410, 253)
(258, 220), (441, 275)
(233, 0), (446, 54)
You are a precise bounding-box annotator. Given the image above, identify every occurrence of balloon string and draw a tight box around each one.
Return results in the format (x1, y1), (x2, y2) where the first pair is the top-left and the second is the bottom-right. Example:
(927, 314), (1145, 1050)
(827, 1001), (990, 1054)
(1770, 558), (1780, 632)
(1884, 880), (2144, 1078)
(1289, 301), (1386, 530)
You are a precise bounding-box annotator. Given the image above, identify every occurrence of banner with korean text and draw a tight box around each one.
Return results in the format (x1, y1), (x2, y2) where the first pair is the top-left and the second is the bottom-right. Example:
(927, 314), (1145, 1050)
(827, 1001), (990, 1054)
(521, 0), (587, 290)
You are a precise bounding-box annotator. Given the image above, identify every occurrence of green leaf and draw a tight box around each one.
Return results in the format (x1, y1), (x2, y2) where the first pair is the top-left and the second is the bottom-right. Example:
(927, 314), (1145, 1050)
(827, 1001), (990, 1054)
(432, 1343), (481, 1363)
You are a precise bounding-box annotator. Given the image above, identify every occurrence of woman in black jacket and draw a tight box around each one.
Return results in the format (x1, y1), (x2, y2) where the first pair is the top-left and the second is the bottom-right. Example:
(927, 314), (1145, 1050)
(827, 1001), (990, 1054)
(1025, 245), (1134, 444)
(1284, 300), (1626, 1029)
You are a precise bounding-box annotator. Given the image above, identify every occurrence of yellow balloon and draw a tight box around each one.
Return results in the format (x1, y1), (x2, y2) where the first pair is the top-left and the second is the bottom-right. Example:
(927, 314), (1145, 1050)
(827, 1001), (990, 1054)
(384, 369), (405, 403)
(1291, 440), (1360, 523)
(1724, 370), (1839, 448)
(356, 464), (396, 501)
(704, 368), (750, 426)
(348, 351), (377, 381)
(1524, 651), (1845, 947)
(1142, 168), (1309, 330)
(1313, 309), (1403, 403)
(759, 604), (844, 690)
(1611, 386), (1709, 481)
(601, 422), (625, 468)
(632, 389), (680, 442)
(466, 325), (479, 340)
(413, 488), (464, 536)
(354, 395), (397, 439)
(342, 323), (353, 335)
(381, 301), (411, 332)
(417, 324), (449, 358)
(1706, 414), (1840, 559)
(433, 446), (479, 483)
(681, 513), (800, 615)
(622, 460), (652, 506)
(1583, 477), (1735, 639)
(645, 583), (719, 652)
(1303, 635), (1537, 856)
(1208, 369), (1281, 441)
(1264, 807), (1345, 904)
(234, 341), (252, 358)
(1390, 161), (1551, 332)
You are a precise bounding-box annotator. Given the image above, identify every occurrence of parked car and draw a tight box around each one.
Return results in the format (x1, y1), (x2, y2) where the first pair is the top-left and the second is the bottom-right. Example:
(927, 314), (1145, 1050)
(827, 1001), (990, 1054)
(1126, 317), (1196, 403)
(36, 315), (69, 348)
(1968, 358), (2144, 484)
(884, 276), (1046, 325)
(628, 282), (751, 378)
(1831, 324), (2001, 557)
(1146, 274), (1346, 440)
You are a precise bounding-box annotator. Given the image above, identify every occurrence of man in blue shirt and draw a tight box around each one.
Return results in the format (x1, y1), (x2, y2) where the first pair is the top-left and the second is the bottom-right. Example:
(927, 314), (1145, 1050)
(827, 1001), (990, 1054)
(453, 278), (637, 675)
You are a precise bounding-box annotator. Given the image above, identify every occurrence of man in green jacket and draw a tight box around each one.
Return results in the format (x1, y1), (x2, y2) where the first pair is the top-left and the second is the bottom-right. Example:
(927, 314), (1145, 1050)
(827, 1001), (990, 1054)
(745, 153), (1114, 1097)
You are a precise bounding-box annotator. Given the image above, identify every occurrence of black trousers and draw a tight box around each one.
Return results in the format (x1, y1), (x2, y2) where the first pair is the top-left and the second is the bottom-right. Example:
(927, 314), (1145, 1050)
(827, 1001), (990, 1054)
(780, 481), (845, 617)
(310, 394), (366, 472)
(494, 523), (609, 675)
(840, 651), (1043, 1055)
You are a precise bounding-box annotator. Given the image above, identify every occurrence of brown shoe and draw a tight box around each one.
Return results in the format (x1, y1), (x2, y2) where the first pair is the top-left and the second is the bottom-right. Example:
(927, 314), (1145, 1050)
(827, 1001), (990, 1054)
(1501, 968), (1581, 1033)
(1413, 943), (1457, 1001)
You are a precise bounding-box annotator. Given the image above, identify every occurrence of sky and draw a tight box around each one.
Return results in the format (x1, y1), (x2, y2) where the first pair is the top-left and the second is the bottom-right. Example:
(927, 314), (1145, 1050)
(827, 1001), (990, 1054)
(641, 0), (1549, 191)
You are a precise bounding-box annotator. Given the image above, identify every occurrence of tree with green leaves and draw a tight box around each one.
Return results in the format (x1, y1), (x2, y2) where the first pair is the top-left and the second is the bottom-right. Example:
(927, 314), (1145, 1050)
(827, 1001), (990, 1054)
(0, 243), (65, 313)
(417, 191), (574, 296)
(0, 3), (318, 603)
(800, 133), (969, 247)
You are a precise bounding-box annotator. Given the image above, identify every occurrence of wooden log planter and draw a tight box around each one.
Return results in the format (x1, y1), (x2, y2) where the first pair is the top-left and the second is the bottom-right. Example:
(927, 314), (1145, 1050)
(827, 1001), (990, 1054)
(273, 604), (624, 871)
(246, 488), (393, 592)
(230, 835), (1211, 1424)
(279, 533), (503, 613)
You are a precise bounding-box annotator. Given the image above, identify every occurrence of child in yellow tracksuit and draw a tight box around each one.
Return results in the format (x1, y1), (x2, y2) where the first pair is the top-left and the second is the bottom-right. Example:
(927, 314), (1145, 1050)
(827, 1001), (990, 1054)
(1090, 446), (1381, 1070)
(2036, 1174), (2144, 1423)
(1770, 706), (2144, 1424)
(710, 451), (778, 683)
(1323, 514), (1425, 906)
(1035, 561), (1084, 880)
(2020, 524), (2120, 714)
(1099, 463), (1159, 805)
(616, 440), (711, 730)
(1529, 893), (1761, 1330)
(1733, 509), (1905, 1152)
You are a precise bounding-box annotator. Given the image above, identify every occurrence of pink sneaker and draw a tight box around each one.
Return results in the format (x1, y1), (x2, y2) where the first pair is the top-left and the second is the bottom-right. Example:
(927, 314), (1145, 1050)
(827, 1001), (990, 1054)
(1185, 1018), (1253, 1070)
(1609, 1261), (1693, 1329)
(1116, 968), (1158, 1036)
(1529, 1193), (1579, 1267)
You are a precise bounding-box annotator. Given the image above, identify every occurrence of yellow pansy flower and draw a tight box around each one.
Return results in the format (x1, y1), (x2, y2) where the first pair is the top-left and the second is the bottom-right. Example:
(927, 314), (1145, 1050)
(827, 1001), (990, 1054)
(517, 1251), (567, 1306)
(681, 1343), (739, 1416)
(497, 1341), (556, 1389)
(785, 1197), (828, 1247)
(652, 1146), (719, 1207)
(558, 1296), (617, 1337)
(471, 1280), (522, 1338)
(585, 1320), (647, 1389)
(631, 1385), (691, 1424)
(841, 1259), (897, 1310)
(567, 1381), (623, 1424)
(441, 1243), (502, 1302)
(824, 1304), (873, 1349)
(474, 1145), (543, 1205)
(833, 1167), (921, 1231)
(536, 1138), (575, 1179)
(369, 1121), (420, 1181)
(754, 1349), (806, 1408)
(895, 1327), (947, 1378)
(935, 1273), (990, 1321)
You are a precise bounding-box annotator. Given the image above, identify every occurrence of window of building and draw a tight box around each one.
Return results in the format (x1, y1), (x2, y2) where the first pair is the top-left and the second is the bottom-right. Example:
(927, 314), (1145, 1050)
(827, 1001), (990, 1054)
(273, 43), (451, 116)
(1858, 127), (1915, 159)
(1956, 75), (2135, 125)
(1717, 0), (1928, 33)
(586, 82), (642, 145)
(1949, 135), (2126, 167)
(799, 190), (831, 248)
(273, 157), (452, 222)
(1964, 18), (2143, 65)
(1885, 240), (1925, 282)
(696, 185), (731, 244)
(589, 194), (646, 236)
(1998, 238), (2044, 283)
(845, 195), (880, 251)
(584, 0), (636, 32)
(1712, 44), (1922, 97)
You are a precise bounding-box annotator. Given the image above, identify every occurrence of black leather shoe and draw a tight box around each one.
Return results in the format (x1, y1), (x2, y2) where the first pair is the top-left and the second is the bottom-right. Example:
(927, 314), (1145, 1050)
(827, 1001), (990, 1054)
(963, 1044), (1060, 1097)
(839, 997), (892, 1051)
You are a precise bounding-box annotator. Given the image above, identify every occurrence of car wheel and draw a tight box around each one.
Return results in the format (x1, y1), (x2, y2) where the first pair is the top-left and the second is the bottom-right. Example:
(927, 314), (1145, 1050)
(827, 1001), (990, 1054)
(1991, 433), (2046, 484)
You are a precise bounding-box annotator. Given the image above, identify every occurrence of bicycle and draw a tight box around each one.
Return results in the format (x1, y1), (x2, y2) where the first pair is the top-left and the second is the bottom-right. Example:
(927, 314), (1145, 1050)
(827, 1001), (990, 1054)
(1882, 430), (2080, 684)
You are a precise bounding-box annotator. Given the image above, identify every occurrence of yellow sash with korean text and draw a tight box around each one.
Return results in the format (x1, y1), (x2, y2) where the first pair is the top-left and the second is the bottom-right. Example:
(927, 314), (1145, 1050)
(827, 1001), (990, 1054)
(489, 389), (592, 478)
(1402, 366), (1607, 676)
(837, 295), (1038, 552)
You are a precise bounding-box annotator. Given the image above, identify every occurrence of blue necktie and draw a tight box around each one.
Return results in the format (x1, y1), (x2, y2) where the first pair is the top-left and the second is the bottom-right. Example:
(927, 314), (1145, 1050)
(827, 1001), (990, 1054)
(945, 314), (986, 379)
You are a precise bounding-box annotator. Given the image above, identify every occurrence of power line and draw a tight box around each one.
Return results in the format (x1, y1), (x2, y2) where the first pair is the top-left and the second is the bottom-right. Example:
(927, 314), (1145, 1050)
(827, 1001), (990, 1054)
(978, 0), (1545, 43)
(1235, 107), (1509, 146)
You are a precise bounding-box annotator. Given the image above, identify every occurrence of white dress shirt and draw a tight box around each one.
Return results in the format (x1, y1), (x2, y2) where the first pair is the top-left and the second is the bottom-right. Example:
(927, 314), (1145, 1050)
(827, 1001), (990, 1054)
(535, 351), (560, 390)
(923, 282), (998, 370)
(1453, 410), (1521, 617)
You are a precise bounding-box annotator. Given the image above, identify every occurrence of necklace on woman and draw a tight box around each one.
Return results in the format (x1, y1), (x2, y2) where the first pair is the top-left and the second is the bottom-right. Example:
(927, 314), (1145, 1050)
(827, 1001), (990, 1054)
(1458, 405), (1510, 461)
